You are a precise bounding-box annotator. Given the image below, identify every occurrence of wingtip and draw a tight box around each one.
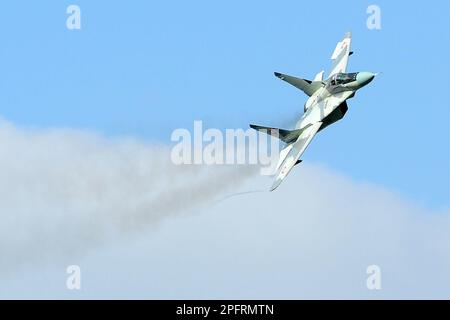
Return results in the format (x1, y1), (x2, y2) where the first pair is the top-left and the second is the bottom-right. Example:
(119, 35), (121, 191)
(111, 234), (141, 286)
(270, 178), (282, 192)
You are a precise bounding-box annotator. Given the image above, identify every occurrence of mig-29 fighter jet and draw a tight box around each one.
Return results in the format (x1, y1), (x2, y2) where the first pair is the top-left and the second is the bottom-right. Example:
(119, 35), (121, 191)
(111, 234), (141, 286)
(250, 32), (376, 191)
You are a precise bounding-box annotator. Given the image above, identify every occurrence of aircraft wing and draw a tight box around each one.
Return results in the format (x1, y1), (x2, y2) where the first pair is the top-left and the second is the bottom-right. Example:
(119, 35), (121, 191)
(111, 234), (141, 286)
(274, 72), (324, 97)
(270, 122), (322, 191)
(328, 32), (352, 78)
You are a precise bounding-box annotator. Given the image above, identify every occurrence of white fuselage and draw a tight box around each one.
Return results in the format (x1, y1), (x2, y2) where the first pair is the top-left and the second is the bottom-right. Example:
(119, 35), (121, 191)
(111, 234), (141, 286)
(295, 85), (354, 130)
(295, 71), (376, 131)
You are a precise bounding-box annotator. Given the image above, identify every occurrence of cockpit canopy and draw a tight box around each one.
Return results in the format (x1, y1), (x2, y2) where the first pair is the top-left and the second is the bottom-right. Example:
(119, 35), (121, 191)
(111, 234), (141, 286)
(328, 72), (357, 86)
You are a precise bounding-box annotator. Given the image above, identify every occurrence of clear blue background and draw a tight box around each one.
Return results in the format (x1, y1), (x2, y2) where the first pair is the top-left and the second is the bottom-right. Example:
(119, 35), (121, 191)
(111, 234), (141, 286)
(0, 1), (448, 206)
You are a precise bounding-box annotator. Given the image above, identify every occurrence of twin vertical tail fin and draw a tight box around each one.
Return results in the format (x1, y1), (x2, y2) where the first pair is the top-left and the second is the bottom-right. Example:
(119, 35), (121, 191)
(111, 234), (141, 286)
(269, 122), (322, 191)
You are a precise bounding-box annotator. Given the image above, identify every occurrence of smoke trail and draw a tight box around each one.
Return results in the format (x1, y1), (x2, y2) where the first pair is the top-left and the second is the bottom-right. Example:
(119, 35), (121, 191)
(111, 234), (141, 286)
(0, 119), (259, 272)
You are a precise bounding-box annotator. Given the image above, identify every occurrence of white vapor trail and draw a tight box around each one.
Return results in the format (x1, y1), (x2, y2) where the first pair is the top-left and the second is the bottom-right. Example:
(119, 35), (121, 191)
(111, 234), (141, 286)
(0, 119), (258, 272)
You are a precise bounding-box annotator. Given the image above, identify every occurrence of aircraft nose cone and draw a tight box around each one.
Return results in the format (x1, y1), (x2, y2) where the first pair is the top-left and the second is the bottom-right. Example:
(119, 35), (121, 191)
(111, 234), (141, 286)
(356, 72), (376, 86)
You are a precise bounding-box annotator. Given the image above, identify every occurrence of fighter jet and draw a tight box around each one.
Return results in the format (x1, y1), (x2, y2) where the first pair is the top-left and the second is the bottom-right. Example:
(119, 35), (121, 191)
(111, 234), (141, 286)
(250, 32), (376, 191)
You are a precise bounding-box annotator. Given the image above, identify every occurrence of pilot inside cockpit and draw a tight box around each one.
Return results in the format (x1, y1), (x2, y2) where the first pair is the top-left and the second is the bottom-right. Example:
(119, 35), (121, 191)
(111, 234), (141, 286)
(329, 73), (357, 86)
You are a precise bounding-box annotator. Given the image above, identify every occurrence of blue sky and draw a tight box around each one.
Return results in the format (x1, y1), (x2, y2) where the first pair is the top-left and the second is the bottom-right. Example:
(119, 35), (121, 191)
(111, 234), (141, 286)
(0, 0), (448, 207)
